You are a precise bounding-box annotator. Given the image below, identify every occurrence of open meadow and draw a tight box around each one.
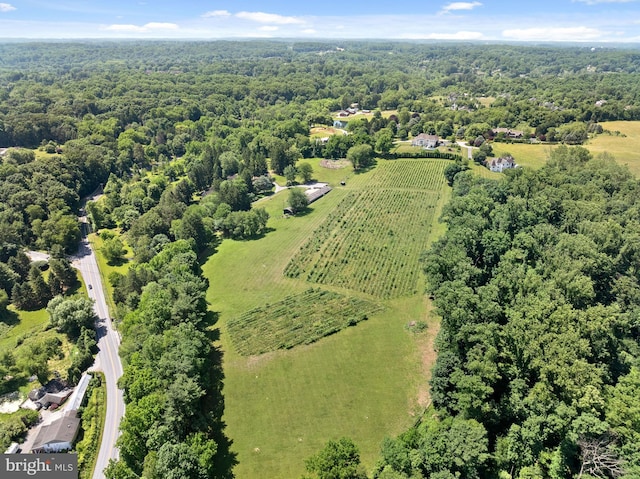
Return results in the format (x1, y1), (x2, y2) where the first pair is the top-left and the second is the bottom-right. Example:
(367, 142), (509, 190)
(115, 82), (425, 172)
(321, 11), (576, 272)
(586, 121), (640, 176)
(490, 121), (640, 175)
(203, 158), (448, 478)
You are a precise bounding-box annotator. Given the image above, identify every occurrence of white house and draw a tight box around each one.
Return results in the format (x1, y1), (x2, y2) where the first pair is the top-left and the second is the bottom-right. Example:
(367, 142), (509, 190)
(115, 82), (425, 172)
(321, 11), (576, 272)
(411, 133), (440, 148)
(487, 156), (517, 173)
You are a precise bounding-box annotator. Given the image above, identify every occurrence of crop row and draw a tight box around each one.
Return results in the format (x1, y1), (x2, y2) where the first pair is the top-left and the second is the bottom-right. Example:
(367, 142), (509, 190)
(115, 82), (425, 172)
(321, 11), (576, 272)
(363, 159), (448, 191)
(286, 187), (440, 299)
(227, 288), (382, 356)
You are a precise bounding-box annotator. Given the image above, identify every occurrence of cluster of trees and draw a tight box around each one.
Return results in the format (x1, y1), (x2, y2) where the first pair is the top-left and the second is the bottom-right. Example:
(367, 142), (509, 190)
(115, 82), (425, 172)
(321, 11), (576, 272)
(105, 240), (233, 479)
(0, 248), (77, 315)
(381, 147), (640, 479)
(46, 295), (98, 382)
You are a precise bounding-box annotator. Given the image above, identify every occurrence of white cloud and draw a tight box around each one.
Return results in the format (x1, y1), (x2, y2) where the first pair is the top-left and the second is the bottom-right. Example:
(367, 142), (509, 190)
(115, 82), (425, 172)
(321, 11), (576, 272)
(0, 3), (16, 12)
(301, 28), (317, 34)
(104, 22), (179, 33)
(259, 26), (279, 31)
(440, 2), (482, 14)
(235, 11), (305, 25)
(202, 10), (231, 18)
(401, 31), (484, 40)
(503, 26), (604, 41)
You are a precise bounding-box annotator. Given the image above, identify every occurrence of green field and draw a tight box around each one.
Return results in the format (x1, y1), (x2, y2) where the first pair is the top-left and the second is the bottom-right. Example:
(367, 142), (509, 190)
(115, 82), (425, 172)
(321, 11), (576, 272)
(490, 121), (640, 175)
(203, 158), (446, 478)
(587, 121), (640, 176)
(228, 289), (382, 356)
(491, 142), (553, 169)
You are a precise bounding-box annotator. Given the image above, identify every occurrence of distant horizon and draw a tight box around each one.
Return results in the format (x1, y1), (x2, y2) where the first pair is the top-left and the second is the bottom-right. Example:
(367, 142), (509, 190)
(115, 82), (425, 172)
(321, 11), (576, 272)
(0, 1), (639, 43)
(0, 37), (639, 49)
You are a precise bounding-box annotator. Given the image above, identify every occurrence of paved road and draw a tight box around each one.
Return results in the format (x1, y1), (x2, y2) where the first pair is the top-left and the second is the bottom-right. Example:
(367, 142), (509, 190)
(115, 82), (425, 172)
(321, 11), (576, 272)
(72, 218), (125, 479)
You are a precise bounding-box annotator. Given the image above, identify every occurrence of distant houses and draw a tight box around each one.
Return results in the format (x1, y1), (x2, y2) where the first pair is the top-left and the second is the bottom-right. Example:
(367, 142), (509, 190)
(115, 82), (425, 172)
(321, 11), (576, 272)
(490, 128), (524, 139)
(411, 133), (440, 149)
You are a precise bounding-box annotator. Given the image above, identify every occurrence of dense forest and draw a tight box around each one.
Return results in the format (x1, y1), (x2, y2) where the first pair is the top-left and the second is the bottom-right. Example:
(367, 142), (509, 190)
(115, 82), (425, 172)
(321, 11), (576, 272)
(407, 148), (640, 479)
(1, 40), (640, 478)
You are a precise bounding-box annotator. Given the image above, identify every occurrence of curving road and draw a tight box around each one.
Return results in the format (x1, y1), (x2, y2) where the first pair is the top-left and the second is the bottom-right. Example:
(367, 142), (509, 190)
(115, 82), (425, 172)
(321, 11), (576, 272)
(72, 218), (125, 479)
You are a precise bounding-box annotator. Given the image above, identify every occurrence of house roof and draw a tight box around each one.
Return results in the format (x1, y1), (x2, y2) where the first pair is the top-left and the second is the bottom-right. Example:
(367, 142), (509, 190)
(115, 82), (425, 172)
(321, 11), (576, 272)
(412, 133), (439, 141)
(304, 185), (332, 204)
(492, 128), (523, 137)
(39, 390), (72, 406)
(32, 411), (80, 451)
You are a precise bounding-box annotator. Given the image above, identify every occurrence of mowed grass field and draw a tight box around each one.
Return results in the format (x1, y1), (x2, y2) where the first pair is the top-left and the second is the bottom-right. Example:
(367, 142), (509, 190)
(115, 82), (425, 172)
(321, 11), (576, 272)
(490, 121), (640, 175)
(587, 121), (640, 176)
(491, 142), (553, 169)
(203, 158), (447, 478)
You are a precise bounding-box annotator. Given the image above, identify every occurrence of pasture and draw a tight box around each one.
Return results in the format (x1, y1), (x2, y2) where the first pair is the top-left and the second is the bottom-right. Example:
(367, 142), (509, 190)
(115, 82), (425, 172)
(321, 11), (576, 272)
(587, 121), (640, 176)
(204, 158), (447, 478)
(490, 121), (640, 176)
(491, 142), (553, 169)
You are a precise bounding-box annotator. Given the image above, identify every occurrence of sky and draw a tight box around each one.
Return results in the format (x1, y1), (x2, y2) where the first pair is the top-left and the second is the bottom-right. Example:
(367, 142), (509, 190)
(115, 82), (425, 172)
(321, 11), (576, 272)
(0, 1), (639, 42)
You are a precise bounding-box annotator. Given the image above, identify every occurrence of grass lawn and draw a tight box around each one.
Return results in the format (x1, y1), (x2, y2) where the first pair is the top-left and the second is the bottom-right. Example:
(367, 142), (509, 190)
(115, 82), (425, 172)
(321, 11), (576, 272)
(270, 158), (355, 192)
(204, 159), (446, 478)
(491, 142), (554, 169)
(0, 308), (49, 353)
(477, 96), (496, 107)
(490, 121), (640, 176)
(586, 121), (640, 176)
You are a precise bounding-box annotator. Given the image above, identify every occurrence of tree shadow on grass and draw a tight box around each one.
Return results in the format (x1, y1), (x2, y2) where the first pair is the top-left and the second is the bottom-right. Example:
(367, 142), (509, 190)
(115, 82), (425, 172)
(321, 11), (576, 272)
(0, 374), (29, 396)
(0, 308), (20, 327)
(353, 160), (377, 174)
(205, 330), (238, 478)
(105, 257), (128, 267)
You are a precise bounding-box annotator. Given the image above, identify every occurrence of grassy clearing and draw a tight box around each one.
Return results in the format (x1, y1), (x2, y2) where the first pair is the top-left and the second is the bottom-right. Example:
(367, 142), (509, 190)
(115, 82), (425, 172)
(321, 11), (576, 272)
(204, 158), (446, 478)
(0, 308), (48, 352)
(477, 96), (496, 107)
(218, 295), (428, 479)
(227, 289), (382, 355)
(491, 142), (554, 169)
(303, 157), (355, 186)
(310, 127), (343, 138)
(587, 121), (640, 176)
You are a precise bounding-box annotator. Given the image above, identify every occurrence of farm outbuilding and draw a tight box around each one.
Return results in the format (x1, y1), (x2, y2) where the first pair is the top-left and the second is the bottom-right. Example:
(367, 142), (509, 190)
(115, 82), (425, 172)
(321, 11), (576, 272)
(304, 185), (332, 204)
